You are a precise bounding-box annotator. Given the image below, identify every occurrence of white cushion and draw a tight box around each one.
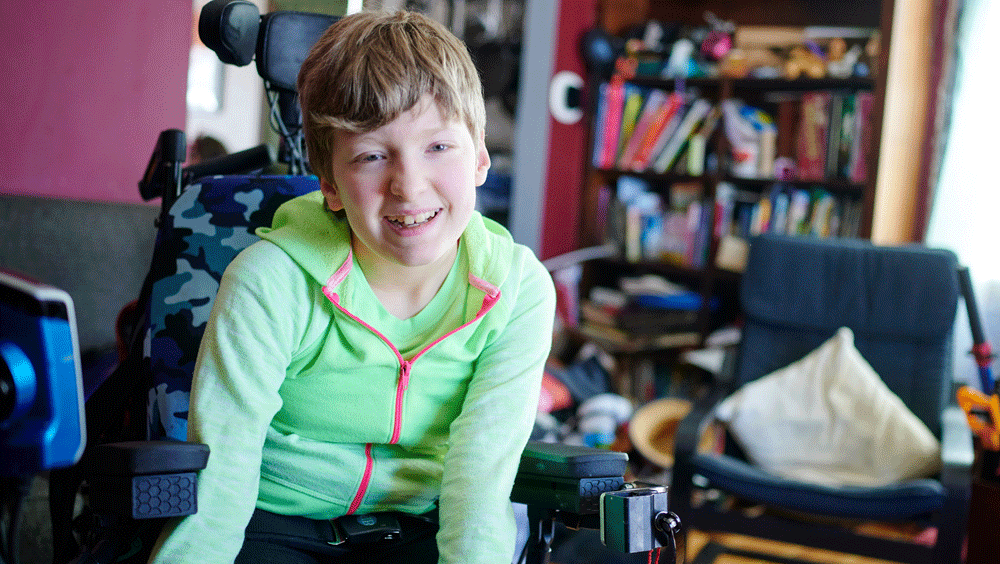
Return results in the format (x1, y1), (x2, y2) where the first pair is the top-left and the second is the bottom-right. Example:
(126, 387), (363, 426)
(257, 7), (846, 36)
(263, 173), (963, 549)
(715, 327), (941, 487)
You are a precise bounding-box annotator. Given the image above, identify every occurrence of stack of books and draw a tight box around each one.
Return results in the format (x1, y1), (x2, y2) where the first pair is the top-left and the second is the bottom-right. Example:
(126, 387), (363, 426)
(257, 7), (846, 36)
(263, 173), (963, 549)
(592, 80), (721, 176)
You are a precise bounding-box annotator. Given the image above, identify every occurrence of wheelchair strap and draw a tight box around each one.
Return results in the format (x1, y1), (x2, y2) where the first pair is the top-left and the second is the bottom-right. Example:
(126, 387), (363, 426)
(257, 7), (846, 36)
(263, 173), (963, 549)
(243, 508), (438, 555)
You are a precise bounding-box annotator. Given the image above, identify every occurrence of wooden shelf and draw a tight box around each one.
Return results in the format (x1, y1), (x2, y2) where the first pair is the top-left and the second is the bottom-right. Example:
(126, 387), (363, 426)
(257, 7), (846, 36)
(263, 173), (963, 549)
(575, 0), (892, 353)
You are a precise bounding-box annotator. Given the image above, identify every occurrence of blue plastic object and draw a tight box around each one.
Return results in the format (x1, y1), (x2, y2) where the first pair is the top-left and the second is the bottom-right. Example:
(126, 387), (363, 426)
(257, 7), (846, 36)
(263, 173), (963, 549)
(0, 271), (86, 476)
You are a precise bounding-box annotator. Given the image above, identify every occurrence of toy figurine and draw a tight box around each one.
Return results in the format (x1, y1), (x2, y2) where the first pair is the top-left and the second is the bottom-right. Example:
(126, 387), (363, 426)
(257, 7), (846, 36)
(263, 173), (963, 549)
(785, 45), (825, 79)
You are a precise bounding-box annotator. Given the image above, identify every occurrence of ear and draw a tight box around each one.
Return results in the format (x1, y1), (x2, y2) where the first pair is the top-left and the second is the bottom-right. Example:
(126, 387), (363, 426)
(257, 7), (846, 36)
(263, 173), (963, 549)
(320, 178), (344, 211)
(474, 130), (491, 187)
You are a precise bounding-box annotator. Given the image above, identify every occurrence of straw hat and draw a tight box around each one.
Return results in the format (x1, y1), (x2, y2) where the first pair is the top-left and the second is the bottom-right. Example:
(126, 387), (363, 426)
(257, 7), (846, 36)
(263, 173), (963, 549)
(628, 397), (712, 468)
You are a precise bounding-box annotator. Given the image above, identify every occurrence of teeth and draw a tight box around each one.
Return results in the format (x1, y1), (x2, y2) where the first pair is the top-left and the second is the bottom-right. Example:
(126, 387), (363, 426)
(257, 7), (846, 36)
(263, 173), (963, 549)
(388, 210), (437, 226)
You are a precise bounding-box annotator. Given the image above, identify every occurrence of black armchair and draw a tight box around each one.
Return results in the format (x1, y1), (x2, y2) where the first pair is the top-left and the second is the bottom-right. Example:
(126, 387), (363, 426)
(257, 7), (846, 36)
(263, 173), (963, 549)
(670, 233), (973, 564)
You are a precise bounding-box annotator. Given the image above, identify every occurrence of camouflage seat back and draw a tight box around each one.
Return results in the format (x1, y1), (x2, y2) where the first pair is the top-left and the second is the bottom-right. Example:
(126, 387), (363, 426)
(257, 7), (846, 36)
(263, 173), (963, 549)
(145, 175), (320, 440)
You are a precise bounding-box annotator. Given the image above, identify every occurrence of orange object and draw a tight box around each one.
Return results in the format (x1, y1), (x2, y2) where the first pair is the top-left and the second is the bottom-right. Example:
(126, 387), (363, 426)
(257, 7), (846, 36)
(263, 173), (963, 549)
(957, 385), (1000, 451)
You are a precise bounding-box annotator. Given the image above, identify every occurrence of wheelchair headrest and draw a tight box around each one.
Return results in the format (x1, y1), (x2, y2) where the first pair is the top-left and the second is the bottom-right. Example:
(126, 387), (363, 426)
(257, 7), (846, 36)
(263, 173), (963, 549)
(198, 0), (260, 67)
(257, 11), (338, 93)
(199, 0), (338, 93)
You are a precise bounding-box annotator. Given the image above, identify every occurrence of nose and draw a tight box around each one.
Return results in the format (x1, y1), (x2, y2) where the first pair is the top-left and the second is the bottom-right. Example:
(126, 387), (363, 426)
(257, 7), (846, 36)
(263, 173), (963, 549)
(388, 155), (428, 201)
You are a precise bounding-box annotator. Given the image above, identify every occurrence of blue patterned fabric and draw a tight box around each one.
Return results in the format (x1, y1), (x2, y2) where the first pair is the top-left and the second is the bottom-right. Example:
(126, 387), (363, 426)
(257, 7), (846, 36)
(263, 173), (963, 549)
(145, 175), (320, 440)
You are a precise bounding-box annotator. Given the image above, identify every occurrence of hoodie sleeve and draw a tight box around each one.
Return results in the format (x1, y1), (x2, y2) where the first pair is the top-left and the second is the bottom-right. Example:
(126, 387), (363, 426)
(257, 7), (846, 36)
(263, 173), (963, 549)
(435, 246), (556, 564)
(147, 242), (307, 564)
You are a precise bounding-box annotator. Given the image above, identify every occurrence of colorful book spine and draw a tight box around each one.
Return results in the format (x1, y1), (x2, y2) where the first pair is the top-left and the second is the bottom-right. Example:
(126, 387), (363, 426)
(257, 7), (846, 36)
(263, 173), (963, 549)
(618, 89), (667, 169)
(591, 82), (609, 168)
(616, 84), (644, 164)
(785, 188), (811, 235)
(824, 92), (844, 178)
(713, 181), (736, 238)
(686, 105), (721, 176)
(652, 98), (713, 174)
(598, 78), (626, 169)
(630, 92), (685, 172)
(837, 94), (857, 179)
(849, 91), (875, 183)
(796, 91), (831, 181)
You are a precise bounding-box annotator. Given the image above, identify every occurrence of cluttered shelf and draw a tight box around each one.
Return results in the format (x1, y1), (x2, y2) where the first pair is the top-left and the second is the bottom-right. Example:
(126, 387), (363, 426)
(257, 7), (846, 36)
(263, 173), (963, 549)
(589, 78), (877, 189)
(555, 5), (893, 459)
(575, 13), (886, 361)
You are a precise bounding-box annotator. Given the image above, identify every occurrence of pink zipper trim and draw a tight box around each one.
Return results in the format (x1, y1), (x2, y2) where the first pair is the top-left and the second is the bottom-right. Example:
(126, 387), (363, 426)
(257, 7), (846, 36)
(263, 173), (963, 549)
(323, 266), (502, 512)
(347, 443), (374, 514)
(392, 361), (413, 444)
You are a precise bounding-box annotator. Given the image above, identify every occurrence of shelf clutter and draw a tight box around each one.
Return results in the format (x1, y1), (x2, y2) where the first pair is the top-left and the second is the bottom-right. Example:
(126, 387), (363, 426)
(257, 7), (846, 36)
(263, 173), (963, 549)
(574, 11), (888, 350)
(587, 22), (881, 268)
(555, 5), (894, 419)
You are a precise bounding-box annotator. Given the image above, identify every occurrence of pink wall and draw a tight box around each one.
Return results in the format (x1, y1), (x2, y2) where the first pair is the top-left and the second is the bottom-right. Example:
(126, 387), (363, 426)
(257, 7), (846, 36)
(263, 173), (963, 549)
(540, 0), (597, 259)
(0, 2), (191, 203)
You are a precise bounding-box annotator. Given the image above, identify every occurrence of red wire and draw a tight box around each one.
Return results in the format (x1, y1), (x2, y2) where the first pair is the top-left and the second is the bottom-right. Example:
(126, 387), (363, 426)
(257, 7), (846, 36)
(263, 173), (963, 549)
(647, 547), (661, 564)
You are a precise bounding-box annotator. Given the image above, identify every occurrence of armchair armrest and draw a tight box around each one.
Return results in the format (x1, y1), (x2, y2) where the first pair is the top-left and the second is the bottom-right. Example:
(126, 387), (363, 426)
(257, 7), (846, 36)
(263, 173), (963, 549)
(934, 404), (974, 560)
(940, 404), (975, 484)
(669, 384), (727, 516)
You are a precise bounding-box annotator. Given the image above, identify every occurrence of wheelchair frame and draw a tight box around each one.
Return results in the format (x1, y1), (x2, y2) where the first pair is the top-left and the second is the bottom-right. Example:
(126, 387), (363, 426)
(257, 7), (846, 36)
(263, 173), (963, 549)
(45, 2), (684, 563)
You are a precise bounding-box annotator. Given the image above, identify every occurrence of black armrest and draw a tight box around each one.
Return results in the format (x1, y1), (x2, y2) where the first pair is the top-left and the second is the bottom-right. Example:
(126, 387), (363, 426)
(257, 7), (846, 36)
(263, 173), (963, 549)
(87, 441), (209, 519)
(91, 440), (209, 475)
(512, 441), (628, 515)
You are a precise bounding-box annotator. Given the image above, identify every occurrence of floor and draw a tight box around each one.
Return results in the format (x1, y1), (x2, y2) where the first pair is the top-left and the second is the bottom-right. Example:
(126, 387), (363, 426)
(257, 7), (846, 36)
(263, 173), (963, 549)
(17, 475), (53, 564)
(682, 531), (905, 564)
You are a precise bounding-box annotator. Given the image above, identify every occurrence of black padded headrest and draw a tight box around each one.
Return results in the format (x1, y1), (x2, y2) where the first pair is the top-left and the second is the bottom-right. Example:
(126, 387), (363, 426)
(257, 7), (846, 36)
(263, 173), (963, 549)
(198, 0), (260, 67)
(256, 11), (338, 93)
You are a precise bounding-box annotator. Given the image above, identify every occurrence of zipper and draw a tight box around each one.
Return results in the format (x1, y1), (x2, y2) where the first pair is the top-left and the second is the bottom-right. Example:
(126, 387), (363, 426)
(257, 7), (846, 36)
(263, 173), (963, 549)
(391, 361), (413, 444)
(347, 443), (373, 514)
(322, 270), (501, 514)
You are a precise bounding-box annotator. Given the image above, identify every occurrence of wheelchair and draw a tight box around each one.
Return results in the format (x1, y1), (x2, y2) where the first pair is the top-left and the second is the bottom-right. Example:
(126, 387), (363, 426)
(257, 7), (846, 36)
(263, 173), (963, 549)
(44, 2), (681, 563)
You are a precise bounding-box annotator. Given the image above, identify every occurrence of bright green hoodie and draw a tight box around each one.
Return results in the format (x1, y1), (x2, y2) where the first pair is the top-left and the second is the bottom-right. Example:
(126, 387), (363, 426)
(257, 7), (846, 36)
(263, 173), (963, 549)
(148, 191), (556, 563)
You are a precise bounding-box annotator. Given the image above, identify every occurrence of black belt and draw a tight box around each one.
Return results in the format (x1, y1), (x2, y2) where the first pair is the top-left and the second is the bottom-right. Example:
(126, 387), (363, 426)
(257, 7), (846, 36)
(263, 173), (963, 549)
(244, 508), (438, 555)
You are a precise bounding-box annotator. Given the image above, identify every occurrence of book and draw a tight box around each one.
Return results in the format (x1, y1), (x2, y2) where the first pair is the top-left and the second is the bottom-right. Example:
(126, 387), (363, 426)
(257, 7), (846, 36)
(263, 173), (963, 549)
(575, 322), (700, 353)
(749, 194), (771, 235)
(809, 189), (836, 237)
(615, 301), (699, 335)
(618, 89), (667, 169)
(687, 106), (722, 176)
(617, 84), (645, 163)
(796, 91), (831, 180)
(642, 98), (690, 173)
(775, 95), (801, 160)
(849, 91), (875, 183)
(713, 181), (736, 238)
(837, 94), (857, 179)
(769, 186), (790, 235)
(652, 98), (713, 174)
(688, 198), (712, 268)
(597, 78), (626, 169)
(591, 82), (609, 168)
(629, 92), (685, 171)
(824, 92), (845, 178)
(785, 188), (811, 235)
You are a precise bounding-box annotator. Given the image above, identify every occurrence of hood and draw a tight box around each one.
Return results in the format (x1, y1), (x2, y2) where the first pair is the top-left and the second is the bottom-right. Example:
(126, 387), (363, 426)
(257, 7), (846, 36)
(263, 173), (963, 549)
(256, 191), (514, 319)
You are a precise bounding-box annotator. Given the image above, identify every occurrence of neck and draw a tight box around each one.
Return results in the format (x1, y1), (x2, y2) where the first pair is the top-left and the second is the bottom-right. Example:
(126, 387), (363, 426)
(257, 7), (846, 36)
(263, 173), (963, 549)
(353, 236), (459, 320)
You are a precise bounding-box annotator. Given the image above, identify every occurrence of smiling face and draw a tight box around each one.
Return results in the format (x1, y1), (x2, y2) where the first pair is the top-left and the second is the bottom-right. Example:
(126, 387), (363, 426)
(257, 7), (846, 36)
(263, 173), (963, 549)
(320, 95), (490, 278)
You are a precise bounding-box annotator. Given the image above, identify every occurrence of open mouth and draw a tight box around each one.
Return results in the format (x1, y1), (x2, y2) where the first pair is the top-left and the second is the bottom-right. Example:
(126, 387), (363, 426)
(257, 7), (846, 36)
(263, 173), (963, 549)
(386, 209), (440, 228)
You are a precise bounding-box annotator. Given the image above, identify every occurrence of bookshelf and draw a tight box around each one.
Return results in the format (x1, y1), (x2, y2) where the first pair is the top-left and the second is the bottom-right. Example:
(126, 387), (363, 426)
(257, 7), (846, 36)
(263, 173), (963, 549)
(570, 0), (894, 384)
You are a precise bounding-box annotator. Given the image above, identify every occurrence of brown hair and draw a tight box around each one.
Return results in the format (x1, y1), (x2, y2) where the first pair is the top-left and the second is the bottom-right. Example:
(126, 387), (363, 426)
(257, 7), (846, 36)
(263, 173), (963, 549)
(297, 10), (485, 183)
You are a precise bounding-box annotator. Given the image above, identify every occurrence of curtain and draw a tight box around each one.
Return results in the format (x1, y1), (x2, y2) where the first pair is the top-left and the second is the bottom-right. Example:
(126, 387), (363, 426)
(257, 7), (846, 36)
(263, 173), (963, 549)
(925, 0), (1000, 388)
